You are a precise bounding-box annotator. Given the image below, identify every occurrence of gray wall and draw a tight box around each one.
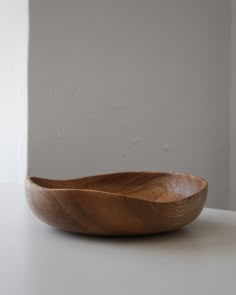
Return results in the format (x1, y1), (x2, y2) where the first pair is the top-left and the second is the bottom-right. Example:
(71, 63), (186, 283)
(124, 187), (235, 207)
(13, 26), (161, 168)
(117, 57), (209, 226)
(29, 0), (230, 209)
(230, 0), (236, 210)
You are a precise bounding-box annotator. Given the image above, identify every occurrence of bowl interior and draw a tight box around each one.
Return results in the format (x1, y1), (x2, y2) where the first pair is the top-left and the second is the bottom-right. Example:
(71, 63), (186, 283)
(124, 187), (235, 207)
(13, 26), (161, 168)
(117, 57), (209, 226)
(30, 172), (207, 203)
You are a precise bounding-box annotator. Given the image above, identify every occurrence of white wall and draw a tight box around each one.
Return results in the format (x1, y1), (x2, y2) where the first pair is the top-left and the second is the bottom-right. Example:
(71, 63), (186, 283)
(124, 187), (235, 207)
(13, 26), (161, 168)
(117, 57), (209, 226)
(0, 0), (28, 183)
(29, 0), (230, 209)
(230, 0), (236, 210)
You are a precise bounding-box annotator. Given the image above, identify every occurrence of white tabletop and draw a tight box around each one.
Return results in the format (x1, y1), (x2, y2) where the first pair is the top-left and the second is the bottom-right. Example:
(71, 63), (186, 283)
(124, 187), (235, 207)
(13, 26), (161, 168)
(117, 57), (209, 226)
(1, 184), (236, 295)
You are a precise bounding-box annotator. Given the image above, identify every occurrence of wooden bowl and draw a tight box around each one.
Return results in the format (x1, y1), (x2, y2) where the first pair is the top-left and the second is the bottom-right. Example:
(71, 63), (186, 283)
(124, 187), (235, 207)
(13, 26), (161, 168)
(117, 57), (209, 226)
(25, 172), (208, 236)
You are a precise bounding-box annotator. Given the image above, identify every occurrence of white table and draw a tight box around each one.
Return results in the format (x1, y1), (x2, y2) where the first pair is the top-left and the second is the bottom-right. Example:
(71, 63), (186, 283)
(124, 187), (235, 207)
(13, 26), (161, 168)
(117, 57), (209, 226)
(1, 184), (236, 295)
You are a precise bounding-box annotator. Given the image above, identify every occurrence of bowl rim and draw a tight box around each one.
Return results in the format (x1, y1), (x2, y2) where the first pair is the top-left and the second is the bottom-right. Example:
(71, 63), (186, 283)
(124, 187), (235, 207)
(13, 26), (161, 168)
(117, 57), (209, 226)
(26, 171), (208, 203)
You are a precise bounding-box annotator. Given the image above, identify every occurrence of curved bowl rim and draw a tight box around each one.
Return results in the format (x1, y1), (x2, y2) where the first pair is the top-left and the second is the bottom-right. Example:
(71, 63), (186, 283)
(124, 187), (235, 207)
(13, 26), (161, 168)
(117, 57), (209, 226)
(26, 171), (208, 204)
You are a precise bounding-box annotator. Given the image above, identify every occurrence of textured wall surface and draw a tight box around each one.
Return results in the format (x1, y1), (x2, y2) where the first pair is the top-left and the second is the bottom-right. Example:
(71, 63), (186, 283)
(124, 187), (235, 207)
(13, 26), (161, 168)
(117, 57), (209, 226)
(0, 0), (28, 183)
(29, 0), (230, 208)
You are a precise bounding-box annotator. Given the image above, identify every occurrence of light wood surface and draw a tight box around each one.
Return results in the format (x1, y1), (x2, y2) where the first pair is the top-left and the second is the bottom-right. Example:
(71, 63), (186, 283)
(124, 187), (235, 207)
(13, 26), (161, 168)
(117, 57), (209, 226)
(25, 172), (208, 235)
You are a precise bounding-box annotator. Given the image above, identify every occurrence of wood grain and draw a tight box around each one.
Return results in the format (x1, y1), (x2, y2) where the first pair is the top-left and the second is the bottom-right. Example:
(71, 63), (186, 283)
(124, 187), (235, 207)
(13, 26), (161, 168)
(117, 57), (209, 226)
(25, 172), (208, 236)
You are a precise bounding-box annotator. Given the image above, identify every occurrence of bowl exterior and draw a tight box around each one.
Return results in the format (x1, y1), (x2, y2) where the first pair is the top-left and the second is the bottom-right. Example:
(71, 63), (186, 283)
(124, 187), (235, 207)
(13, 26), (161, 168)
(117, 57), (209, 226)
(25, 178), (207, 236)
